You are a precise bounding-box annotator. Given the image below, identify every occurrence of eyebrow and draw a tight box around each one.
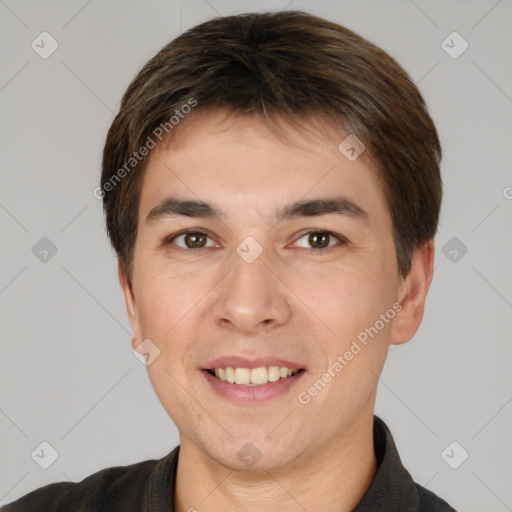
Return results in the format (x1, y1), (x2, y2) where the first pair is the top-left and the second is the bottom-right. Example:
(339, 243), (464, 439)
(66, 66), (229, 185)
(146, 196), (369, 224)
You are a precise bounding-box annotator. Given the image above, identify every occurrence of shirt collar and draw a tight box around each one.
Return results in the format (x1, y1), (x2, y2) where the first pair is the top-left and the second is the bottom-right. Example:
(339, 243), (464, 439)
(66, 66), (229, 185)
(143, 415), (419, 511)
(353, 415), (419, 511)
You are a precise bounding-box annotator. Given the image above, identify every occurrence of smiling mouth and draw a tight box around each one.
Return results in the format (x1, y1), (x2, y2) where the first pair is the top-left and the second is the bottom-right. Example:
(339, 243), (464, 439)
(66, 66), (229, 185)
(205, 366), (305, 386)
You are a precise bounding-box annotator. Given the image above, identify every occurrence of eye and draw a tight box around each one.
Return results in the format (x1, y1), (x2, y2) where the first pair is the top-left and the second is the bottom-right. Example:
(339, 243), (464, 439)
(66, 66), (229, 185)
(166, 231), (218, 249)
(294, 230), (345, 250)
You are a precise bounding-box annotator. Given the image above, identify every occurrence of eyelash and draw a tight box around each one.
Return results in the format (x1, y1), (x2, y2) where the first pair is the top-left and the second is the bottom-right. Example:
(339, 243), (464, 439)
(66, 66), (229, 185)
(164, 229), (348, 251)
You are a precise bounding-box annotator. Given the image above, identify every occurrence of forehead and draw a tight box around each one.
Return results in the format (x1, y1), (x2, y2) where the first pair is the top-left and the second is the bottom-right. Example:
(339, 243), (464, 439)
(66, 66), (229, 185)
(138, 109), (389, 225)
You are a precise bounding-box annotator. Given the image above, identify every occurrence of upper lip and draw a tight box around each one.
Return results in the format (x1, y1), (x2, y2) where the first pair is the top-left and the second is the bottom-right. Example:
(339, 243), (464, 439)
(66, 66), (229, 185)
(202, 356), (305, 370)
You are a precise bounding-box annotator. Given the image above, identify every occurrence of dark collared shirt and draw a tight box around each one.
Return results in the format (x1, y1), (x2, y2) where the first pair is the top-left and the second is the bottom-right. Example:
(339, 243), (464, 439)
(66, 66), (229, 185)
(3, 416), (456, 511)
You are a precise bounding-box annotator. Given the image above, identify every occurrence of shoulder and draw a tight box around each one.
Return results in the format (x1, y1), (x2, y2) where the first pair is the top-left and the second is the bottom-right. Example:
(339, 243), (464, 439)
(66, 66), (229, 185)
(416, 484), (458, 511)
(2, 448), (178, 512)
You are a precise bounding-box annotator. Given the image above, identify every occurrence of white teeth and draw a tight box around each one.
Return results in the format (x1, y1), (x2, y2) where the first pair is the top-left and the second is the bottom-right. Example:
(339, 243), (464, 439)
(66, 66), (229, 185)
(225, 367), (235, 383)
(209, 366), (300, 386)
(250, 367), (268, 385)
(234, 368), (250, 385)
(268, 366), (281, 382)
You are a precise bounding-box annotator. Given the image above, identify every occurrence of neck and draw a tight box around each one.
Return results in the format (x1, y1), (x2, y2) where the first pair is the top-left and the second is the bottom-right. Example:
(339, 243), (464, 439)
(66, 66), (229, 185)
(174, 410), (377, 512)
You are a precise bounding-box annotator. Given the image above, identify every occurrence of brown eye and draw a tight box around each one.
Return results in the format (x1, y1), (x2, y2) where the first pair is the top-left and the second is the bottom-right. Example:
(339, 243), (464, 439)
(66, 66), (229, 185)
(308, 232), (330, 249)
(184, 233), (207, 248)
(168, 231), (216, 249)
(294, 230), (344, 250)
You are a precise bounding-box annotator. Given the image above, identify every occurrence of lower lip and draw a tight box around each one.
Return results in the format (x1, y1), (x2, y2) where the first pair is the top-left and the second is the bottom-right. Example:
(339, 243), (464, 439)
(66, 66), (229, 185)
(202, 370), (306, 404)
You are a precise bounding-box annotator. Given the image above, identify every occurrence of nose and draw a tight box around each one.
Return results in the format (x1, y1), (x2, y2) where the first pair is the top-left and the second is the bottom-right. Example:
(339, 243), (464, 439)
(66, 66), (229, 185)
(211, 249), (292, 334)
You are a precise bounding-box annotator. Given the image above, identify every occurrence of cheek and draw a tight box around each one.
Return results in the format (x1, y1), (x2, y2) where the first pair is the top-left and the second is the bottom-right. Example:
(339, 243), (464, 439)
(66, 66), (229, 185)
(295, 260), (392, 339)
(141, 280), (182, 339)
(133, 264), (213, 364)
(134, 267), (189, 338)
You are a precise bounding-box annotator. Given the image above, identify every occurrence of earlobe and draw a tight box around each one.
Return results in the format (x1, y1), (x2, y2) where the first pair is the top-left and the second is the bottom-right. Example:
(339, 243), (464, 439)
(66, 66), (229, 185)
(390, 240), (435, 346)
(118, 259), (142, 340)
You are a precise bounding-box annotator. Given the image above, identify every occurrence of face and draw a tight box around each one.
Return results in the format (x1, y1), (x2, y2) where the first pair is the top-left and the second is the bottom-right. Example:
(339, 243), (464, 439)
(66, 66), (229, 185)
(120, 110), (424, 472)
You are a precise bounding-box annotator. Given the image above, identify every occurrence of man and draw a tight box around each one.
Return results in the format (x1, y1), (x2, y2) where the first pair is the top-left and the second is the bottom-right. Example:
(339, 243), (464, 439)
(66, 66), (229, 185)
(3, 10), (456, 512)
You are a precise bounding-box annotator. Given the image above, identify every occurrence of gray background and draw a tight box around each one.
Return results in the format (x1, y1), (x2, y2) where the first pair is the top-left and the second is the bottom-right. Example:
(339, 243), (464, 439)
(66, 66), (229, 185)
(1, 0), (511, 510)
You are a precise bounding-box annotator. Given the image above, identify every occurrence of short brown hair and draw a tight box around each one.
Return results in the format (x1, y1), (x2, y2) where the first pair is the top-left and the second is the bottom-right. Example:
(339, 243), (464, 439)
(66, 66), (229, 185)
(101, 10), (442, 282)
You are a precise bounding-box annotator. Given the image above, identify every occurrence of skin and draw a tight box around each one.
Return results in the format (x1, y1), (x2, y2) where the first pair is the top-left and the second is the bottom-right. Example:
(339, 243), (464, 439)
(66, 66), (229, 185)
(119, 109), (434, 512)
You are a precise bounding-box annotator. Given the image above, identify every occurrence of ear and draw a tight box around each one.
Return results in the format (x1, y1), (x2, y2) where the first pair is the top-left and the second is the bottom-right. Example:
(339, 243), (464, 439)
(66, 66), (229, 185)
(390, 240), (435, 345)
(118, 259), (143, 349)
